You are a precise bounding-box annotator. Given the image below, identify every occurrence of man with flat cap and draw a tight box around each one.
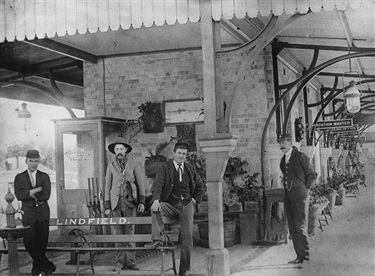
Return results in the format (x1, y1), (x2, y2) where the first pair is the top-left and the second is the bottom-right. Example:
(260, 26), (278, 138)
(14, 149), (56, 276)
(278, 133), (317, 264)
(104, 137), (145, 273)
(146, 141), (204, 276)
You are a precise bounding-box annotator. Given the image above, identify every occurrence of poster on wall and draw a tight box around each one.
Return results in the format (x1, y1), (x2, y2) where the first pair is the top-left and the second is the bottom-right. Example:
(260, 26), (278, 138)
(164, 99), (204, 125)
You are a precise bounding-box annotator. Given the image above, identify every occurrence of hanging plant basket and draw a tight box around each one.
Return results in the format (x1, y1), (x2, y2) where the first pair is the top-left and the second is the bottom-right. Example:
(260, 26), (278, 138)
(138, 101), (164, 133)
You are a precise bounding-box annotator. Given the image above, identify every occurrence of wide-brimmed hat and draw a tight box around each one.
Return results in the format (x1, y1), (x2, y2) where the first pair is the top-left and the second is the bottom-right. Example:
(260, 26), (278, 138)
(108, 137), (132, 154)
(26, 149), (40, 158)
(277, 133), (292, 143)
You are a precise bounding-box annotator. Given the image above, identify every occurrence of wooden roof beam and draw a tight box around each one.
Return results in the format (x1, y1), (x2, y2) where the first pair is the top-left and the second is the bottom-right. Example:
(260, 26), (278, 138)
(23, 38), (98, 64)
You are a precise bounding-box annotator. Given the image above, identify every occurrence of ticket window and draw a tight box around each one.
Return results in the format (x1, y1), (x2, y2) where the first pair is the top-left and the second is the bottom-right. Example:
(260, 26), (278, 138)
(54, 117), (127, 219)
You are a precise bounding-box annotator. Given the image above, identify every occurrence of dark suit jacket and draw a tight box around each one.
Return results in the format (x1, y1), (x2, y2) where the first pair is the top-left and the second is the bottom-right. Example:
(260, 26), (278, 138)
(151, 160), (204, 204)
(14, 170), (51, 225)
(280, 147), (317, 201)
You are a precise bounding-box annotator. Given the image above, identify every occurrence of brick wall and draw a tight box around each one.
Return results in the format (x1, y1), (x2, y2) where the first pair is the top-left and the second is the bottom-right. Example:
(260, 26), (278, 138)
(83, 47), (296, 186)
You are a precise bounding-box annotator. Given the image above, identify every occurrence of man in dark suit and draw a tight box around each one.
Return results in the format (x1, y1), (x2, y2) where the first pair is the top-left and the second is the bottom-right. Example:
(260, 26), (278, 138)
(14, 150), (56, 276)
(146, 142), (204, 276)
(278, 134), (317, 264)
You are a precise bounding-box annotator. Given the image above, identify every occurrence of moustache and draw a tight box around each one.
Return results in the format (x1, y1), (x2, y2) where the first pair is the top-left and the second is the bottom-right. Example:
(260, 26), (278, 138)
(280, 147), (286, 150)
(116, 153), (124, 157)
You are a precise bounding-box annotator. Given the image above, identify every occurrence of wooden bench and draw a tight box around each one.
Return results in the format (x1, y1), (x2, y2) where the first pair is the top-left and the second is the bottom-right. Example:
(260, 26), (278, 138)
(0, 216), (180, 276)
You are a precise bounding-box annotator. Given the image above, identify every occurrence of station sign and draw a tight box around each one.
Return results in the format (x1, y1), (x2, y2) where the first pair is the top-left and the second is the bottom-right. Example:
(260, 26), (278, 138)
(340, 131), (359, 137)
(331, 124), (358, 133)
(316, 119), (353, 130)
(354, 137), (366, 142)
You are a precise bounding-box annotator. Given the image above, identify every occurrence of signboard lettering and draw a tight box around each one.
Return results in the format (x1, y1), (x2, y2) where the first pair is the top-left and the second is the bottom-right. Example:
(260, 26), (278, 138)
(341, 131), (359, 137)
(331, 124), (358, 133)
(317, 119), (353, 129)
(55, 217), (128, 225)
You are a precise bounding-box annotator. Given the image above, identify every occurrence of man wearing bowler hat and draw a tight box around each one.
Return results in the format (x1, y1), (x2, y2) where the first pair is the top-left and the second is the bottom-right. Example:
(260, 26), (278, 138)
(278, 133), (317, 264)
(146, 141), (204, 276)
(104, 137), (145, 273)
(14, 150), (56, 276)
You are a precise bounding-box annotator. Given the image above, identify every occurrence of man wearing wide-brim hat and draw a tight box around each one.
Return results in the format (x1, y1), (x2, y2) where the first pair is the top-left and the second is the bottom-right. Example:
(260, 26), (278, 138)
(104, 137), (145, 272)
(277, 133), (317, 265)
(14, 150), (56, 275)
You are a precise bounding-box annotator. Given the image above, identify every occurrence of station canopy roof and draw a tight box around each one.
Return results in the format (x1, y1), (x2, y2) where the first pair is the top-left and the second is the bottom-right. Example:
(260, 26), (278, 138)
(0, 0), (370, 42)
(0, 0), (374, 125)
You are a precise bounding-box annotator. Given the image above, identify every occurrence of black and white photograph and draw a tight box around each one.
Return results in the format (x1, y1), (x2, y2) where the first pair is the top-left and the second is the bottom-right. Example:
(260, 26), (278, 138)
(0, 1), (374, 276)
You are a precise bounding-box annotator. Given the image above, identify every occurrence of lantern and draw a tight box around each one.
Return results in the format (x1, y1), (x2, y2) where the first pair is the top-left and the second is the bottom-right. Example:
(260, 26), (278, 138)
(344, 80), (361, 114)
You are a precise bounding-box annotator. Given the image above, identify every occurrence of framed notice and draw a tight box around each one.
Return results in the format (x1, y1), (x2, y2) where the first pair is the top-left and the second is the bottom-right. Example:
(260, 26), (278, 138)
(164, 99), (204, 125)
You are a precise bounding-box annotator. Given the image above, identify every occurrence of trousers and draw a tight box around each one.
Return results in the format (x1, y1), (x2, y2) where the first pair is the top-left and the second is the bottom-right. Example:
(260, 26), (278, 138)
(112, 196), (136, 266)
(151, 201), (194, 273)
(22, 202), (55, 272)
(284, 196), (309, 260)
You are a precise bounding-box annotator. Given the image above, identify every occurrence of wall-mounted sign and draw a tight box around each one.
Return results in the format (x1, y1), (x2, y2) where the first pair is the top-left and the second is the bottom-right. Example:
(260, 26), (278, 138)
(341, 131), (359, 137)
(316, 119), (353, 129)
(331, 124), (358, 133)
(164, 99), (204, 125)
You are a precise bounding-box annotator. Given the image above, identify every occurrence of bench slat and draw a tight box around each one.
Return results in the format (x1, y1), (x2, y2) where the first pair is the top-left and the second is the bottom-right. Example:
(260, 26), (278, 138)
(48, 234), (155, 243)
(1, 246), (177, 253)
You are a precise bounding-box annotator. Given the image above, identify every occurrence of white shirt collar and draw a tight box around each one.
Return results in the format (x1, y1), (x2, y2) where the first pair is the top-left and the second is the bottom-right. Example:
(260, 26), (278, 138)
(28, 169), (36, 175)
(285, 148), (293, 163)
(173, 160), (184, 170)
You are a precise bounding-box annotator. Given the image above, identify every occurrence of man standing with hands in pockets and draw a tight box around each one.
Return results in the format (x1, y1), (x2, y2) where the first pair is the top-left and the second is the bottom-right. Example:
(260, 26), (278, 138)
(278, 134), (317, 264)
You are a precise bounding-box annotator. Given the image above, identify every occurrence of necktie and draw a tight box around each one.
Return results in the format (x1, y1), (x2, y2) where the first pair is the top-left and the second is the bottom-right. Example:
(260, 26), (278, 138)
(178, 164), (183, 182)
(29, 171), (36, 187)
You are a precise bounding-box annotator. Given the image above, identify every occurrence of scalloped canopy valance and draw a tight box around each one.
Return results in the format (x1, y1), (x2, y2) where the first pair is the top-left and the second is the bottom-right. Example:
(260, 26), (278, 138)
(0, 0), (368, 43)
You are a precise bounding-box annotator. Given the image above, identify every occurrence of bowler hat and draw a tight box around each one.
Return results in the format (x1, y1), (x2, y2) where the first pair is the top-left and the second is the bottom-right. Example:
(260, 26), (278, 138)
(26, 149), (40, 159)
(108, 137), (132, 154)
(174, 141), (190, 152)
(277, 133), (292, 143)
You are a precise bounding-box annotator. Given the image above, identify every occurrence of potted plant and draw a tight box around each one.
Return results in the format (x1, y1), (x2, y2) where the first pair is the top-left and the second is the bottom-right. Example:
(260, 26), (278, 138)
(224, 157), (249, 186)
(222, 157), (247, 211)
(237, 172), (262, 211)
(308, 183), (328, 236)
(326, 173), (347, 205)
(138, 101), (164, 133)
(144, 142), (169, 178)
(320, 182), (337, 214)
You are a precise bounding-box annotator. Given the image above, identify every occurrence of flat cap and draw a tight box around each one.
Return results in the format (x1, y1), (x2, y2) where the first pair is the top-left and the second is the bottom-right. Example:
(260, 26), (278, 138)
(26, 149), (40, 159)
(277, 133), (292, 143)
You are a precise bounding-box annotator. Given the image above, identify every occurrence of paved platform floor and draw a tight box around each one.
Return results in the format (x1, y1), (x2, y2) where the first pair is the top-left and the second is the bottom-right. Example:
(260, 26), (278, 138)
(1, 167), (374, 276)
